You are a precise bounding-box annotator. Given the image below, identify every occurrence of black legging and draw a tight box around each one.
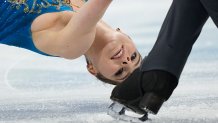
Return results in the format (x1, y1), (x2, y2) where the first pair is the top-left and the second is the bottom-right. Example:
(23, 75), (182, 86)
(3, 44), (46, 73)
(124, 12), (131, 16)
(141, 0), (218, 79)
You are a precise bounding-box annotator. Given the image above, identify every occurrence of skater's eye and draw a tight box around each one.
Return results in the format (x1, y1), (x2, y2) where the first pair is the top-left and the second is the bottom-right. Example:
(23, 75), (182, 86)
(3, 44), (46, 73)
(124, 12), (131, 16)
(114, 68), (130, 81)
(115, 68), (124, 76)
(113, 52), (142, 81)
(131, 52), (137, 61)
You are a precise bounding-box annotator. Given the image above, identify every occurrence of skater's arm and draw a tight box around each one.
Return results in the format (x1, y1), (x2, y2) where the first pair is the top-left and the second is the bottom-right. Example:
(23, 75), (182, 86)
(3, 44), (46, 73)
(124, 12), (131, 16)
(58, 0), (113, 58)
(34, 0), (113, 59)
(62, 0), (113, 36)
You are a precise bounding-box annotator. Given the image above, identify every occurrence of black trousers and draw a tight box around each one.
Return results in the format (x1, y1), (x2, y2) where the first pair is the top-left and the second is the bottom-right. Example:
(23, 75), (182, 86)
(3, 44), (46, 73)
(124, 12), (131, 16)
(141, 0), (218, 79)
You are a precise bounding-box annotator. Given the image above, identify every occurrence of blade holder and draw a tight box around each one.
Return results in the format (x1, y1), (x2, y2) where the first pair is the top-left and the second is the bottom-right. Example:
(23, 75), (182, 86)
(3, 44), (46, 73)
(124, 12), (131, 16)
(139, 93), (165, 114)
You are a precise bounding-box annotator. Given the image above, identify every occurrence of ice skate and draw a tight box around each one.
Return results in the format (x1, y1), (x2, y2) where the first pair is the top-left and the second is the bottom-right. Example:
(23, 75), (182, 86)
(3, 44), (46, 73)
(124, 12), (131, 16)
(107, 102), (150, 123)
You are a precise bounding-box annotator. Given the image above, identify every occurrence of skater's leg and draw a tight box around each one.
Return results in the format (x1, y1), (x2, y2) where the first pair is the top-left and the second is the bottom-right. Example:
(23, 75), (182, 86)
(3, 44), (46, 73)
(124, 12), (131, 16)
(110, 0), (209, 116)
(200, 0), (218, 27)
(141, 0), (209, 79)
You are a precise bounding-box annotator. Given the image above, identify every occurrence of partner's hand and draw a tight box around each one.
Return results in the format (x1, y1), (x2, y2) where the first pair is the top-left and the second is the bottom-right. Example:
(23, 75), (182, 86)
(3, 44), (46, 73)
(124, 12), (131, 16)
(110, 68), (178, 115)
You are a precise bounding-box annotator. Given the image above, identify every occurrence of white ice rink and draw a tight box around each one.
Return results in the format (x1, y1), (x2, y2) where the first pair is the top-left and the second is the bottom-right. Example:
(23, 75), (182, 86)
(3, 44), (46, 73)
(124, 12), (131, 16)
(0, 0), (218, 123)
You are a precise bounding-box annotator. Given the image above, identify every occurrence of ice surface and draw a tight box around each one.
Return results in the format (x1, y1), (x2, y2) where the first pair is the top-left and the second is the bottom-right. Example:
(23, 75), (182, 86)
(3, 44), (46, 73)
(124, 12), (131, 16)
(0, 0), (218, 123)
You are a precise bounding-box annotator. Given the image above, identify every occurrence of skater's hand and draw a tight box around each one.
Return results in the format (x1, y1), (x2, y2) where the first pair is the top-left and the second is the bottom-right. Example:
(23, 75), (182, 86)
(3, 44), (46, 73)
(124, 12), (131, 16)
(110, 68), (178, 114)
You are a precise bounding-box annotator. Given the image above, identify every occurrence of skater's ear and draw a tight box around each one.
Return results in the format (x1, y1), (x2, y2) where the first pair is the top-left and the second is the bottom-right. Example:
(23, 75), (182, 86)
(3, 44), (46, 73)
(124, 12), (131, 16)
(85, 56), (98, 76)
(85, 56), (117, 85)
(87, 63), (98, 76)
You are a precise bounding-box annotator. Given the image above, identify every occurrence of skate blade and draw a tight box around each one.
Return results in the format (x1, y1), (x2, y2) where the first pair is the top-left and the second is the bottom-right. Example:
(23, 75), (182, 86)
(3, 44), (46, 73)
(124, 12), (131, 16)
(107, 102), (151, 123)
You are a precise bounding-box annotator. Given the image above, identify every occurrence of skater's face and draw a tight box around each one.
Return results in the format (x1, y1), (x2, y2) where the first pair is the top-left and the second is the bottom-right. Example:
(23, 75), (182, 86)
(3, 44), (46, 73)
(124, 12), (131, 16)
(86, 29), (142, 84)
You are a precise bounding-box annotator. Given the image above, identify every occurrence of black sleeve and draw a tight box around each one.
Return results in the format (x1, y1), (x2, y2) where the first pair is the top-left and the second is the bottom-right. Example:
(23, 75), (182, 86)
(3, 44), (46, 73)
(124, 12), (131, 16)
(141, 0), (209, 79)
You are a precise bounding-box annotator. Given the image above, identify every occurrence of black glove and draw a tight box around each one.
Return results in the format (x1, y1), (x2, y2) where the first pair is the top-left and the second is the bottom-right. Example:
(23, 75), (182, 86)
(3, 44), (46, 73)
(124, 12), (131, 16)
(110, 67), (178, 115)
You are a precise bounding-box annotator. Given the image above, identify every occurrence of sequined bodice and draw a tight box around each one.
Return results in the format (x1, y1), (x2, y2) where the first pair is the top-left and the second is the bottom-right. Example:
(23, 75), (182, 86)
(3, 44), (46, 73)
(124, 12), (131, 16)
(7, 0), (72, 13)
(0, 0), (74, 56)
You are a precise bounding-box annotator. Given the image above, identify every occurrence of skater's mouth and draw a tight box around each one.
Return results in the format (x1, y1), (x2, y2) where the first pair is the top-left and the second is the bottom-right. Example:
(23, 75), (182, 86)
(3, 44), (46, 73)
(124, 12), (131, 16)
(111, 46), (124, 60)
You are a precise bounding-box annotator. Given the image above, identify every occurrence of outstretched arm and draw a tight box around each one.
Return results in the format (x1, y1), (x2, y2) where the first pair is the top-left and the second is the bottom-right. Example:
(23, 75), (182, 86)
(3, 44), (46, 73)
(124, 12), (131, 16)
(59, 0), (112, 58)
(34, 0), (113, 59)
(58, 0), (113, 58)
(63, 0), (112, 36)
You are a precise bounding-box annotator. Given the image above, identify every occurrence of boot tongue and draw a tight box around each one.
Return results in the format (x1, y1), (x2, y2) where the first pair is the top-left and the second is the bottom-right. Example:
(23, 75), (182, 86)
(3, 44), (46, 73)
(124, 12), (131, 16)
(141, 70), (178, 101)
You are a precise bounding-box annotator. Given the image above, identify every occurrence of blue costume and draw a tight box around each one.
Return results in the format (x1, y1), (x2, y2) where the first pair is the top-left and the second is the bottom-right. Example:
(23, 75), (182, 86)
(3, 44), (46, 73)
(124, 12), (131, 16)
(0, 0), (74, 56)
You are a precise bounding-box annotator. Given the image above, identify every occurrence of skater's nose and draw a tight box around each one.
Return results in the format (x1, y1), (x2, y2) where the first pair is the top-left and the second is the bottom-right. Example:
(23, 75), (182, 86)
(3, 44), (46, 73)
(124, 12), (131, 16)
(122, 56), (130, 65)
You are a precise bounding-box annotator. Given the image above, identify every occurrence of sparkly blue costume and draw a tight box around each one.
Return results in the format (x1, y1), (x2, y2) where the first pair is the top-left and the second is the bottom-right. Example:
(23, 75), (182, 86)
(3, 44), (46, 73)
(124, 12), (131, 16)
(0, 0), (74, 56)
